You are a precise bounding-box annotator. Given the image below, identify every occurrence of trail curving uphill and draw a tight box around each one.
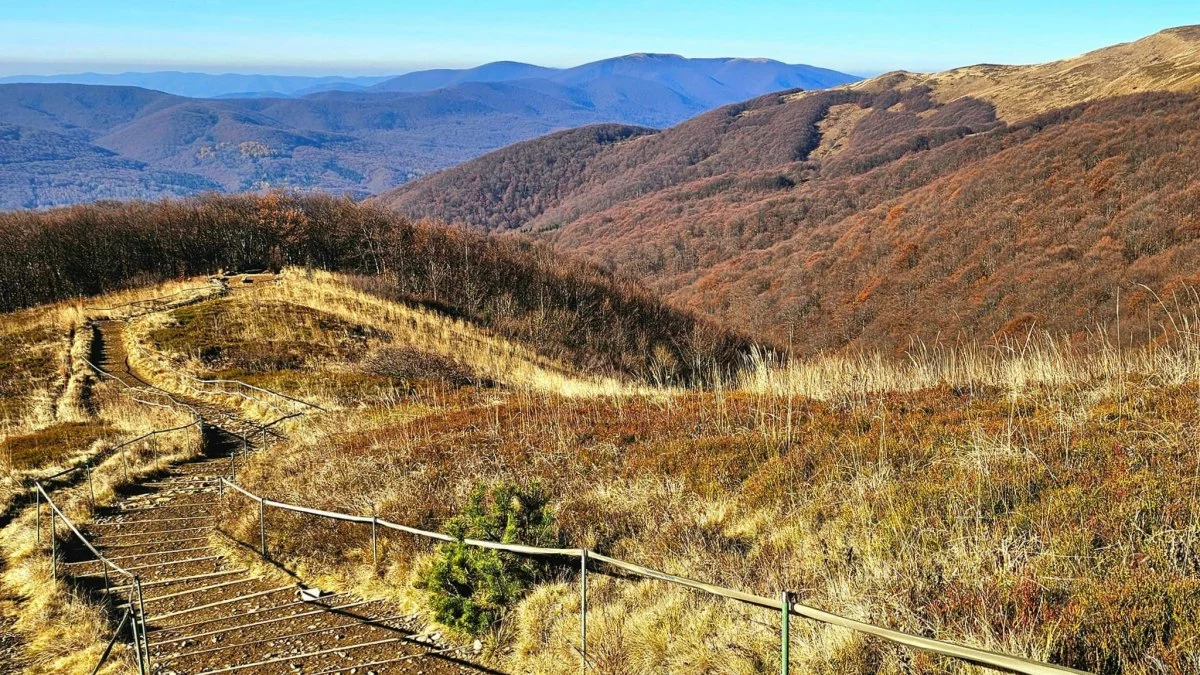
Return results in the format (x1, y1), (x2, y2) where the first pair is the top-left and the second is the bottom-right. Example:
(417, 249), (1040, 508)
(79, 320), (489, 674)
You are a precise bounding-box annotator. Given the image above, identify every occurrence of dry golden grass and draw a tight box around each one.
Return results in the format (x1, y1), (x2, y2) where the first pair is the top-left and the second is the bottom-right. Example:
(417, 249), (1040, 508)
(78, 278), (226, 323)
(120, 270), (651, 427)
(15, 271), (1200, 673)
(0, 276), (223, 437)
(0, 414), (202, 674)
(0, 390), (202, 674)
(265, 269), (644, 397)
(842, 25), (1200, 121)
(0, 309), (76, 432)
(221, 300), (1200, 674)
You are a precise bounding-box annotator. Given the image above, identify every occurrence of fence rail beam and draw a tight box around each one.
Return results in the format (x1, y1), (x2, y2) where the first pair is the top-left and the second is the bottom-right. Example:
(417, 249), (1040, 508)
(34, 481), (151, 673)
(217, 477), (1090, 675)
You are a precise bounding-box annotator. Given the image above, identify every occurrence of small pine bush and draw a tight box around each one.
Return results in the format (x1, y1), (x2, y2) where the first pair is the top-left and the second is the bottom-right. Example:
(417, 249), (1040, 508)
(417, 481), (557, 635)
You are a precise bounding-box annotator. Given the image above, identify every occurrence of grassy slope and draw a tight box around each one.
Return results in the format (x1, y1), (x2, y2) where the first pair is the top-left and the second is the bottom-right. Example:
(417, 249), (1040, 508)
(122, 269), (645, 418)
(0, 194), (751, 385)
(856, 25), (1200, 122)
(0, 283), (213, 498)
(0, 281), (212, 673)
(105, 271), (1200, 675)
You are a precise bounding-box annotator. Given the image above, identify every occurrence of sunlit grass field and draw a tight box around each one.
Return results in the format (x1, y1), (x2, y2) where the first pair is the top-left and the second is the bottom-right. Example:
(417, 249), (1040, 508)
(141, 272), (1195, 674)
(4, 269), (1199, 673)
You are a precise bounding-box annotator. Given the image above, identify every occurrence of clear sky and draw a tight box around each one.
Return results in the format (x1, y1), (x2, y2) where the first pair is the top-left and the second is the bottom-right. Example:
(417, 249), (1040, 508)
(1, 1), (1196, 77)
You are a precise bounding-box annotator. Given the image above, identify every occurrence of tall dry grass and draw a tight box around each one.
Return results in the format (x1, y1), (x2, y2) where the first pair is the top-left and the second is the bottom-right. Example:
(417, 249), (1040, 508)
(739, 288), (1200, 401)
(268, 269), (647, 397)
(224, 300), (1200, 674)
(0, 395), (202, 673)
(27, 271), (1200, 673)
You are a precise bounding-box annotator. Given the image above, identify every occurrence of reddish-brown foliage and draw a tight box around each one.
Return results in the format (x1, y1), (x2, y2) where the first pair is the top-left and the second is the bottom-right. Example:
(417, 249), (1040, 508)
(379, 89), (1200, 354)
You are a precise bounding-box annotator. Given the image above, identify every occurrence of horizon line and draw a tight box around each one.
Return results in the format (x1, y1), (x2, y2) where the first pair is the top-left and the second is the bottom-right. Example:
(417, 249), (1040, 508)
(0, 55), (882, 80)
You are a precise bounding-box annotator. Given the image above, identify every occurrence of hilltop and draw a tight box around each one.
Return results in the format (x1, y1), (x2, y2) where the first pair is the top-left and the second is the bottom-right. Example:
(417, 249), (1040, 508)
(0, 193), (751, 383)
(855, 25), (1200, 121)
(376, 26), (1200, 353)
(368, 53), (858, 107)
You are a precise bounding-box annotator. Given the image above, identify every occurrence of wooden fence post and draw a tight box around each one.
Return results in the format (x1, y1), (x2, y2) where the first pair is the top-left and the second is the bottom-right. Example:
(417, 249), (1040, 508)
(581, 549), (588, 672)
(86, 462), (96, 513)
(34, 485), (41, 544)
(781, 590), (792, 675)
(259, 497), (267, 557)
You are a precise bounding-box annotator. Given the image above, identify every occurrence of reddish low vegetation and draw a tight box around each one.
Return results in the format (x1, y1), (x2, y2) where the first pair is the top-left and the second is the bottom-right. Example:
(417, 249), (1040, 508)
(236, 367), (1200, 673)
(657, 93), (1200, 353)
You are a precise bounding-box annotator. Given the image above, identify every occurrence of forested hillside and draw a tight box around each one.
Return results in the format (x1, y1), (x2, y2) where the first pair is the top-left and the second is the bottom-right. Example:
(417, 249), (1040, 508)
(377, 27), (1200, 354)
(387, 124), (655, 232)
(375, 86), (999, 233)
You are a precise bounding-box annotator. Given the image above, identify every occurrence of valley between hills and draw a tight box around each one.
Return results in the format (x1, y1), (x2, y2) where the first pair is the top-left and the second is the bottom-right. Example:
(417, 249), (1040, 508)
(0, 55), (858, 210)
(3, 23), (1200, 675)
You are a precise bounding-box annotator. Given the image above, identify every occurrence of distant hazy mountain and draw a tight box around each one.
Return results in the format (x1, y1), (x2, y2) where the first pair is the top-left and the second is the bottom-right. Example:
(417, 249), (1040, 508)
(550, 54), (860, 107)
(0, 56), (860, 102)
(369, 61), (560, 92)
(369, 54), (860, 105)
(0, 72), (391, 99)
(0, 56), (860, 209)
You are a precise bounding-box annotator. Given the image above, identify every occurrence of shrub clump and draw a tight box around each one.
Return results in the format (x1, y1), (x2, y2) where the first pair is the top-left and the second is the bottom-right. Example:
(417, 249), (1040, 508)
(417, 482), (557, 636)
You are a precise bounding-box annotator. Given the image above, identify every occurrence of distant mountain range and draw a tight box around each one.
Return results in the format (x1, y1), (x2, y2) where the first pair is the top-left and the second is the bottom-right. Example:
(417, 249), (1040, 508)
(0, 57), (859, 101)
(375, 26), (1200, 353)
(367, 54), (858, 107)
(0, 55), (860, 209)
(0, 72), (391, 99)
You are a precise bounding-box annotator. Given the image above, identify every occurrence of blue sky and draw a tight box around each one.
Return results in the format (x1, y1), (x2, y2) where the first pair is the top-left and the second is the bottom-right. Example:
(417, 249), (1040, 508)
(1, 1), (1196, 76)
